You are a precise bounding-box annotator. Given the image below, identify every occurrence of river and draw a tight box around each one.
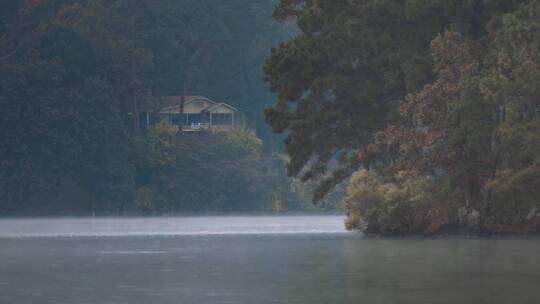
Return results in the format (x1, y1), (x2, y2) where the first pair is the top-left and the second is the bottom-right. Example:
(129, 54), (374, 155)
(0, 216), (539, 304)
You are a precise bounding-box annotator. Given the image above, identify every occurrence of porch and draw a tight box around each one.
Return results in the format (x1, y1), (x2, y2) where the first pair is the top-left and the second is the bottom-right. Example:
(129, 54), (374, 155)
(143, 112), (245, 132)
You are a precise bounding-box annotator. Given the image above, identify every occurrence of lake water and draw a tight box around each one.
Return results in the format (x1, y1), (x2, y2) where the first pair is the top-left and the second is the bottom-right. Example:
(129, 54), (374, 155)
(0, 216), (539, 304)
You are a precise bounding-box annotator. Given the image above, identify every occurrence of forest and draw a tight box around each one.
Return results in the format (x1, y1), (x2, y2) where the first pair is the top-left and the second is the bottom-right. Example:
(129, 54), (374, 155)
(265, 0), (540, 235)
(0, 0), (341, 216)
(1, 0), (539, 235)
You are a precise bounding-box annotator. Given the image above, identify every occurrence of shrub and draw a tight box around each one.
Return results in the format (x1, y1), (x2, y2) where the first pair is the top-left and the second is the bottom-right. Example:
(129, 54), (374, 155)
(343, 170), (434, 235)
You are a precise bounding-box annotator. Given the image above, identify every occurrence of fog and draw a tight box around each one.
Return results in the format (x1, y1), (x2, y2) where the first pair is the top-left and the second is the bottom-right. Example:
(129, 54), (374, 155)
(0, 216), (347, 238)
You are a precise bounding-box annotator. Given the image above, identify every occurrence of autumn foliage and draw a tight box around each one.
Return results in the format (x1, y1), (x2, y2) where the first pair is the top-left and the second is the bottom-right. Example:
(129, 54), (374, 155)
(264, 0), (540, 235)
(18, 0), (45, 18)
(346, 2), (540, 235)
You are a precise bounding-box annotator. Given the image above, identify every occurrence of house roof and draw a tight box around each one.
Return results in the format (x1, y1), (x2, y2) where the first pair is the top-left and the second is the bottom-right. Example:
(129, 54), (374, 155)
(203, 102), (238, 112)
(161, 99), (214, 112)
(142, 95), (238, 113)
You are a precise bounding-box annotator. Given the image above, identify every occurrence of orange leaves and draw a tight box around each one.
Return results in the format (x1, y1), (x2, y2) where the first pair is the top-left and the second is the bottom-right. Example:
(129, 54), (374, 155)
(56, 3), (84, 27)
(378, 31), (481, 177)
(18, 0), (45, 18)
(366, 143), (380, 154)
(431, 31), (474, 78)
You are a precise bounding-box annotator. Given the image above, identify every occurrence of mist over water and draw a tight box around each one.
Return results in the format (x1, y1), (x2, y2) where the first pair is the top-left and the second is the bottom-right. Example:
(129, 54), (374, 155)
(0, 216), (348, 238)
(1, 216), (539, 304)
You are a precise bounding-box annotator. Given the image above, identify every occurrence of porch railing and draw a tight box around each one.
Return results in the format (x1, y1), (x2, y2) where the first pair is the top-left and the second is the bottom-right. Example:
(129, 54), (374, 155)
(183, 123), (210, 131)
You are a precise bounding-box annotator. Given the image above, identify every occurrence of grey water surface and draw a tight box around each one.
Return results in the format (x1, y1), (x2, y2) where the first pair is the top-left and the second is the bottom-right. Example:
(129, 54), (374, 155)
(0, 216), (539, 304)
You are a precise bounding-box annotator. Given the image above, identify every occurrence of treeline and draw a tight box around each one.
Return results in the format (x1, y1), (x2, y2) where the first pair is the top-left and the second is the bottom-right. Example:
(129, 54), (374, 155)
(265, 0), (540, 234)
(0, 0), (330, 215)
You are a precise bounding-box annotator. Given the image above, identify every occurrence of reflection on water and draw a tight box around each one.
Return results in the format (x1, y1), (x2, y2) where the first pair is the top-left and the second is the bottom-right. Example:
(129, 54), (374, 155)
(0, 216), (539, 304)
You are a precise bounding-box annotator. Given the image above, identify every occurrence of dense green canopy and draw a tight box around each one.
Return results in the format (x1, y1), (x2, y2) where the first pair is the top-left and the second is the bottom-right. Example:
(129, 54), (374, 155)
(0, 0), (315, 215)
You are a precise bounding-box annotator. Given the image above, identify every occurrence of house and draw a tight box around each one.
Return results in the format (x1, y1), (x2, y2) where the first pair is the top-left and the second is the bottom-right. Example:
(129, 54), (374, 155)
(139, 95), (245, 132)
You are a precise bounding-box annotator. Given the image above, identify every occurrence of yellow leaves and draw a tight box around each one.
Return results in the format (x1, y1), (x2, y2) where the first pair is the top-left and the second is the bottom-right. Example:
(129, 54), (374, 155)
(224, 128), (263, 159)
(344, 213), (361, 231)
(496, 50), (513, 70)
(477, 71), (504, 102)
(485, 169), (515, 193)
(380, 183), (401, 205)
(344, 170), (373, 202)
(134, 186), (154, 212)
(344, 168), (434, 234)
(271, 192), (286, 214)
